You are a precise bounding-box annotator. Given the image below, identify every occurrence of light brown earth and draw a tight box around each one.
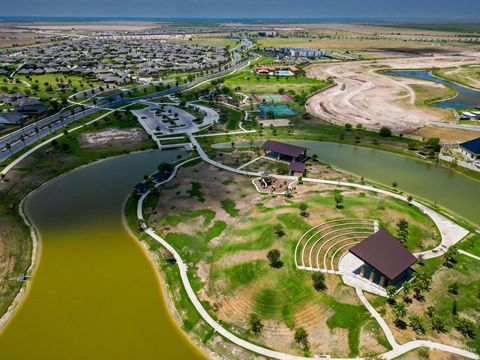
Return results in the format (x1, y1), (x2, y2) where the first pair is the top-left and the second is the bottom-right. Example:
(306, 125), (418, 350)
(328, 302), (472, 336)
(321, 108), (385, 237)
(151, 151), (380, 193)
(411, 126), (480, 143)
(305, 53), (480, 132)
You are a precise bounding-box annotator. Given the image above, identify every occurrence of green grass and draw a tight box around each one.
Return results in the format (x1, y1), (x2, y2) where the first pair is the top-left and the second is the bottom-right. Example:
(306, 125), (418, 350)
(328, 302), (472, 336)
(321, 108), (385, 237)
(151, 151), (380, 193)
(203, 221), (227, 242)
(162, 209), (216, 226)
(223, 69), (329, 97)
(254, 288), (283, 319)
(458, 235), (480, 257)
(221, 199), (239, 217)
(187, 182), (205, 202)
(223, 260), (267, 290)
(0, 73), (102, 100)
(324, 297), (371, 357)
(124, 84), (169, 98)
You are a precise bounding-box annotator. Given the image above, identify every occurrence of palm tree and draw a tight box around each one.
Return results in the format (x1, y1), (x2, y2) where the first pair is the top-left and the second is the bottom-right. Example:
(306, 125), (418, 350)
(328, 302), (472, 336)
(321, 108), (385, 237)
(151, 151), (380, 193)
(392, 302), (407, 327)
(402, 281), (413, 302)
(19, 134), (26, 146)
(34, 127), (40, 140)
(5, 142), (12, 155)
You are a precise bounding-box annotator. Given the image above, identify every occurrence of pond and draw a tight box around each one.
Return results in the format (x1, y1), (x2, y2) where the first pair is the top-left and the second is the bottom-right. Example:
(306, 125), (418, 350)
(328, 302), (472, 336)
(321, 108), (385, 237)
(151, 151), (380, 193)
(213, 140), (480, 226)
(0, 150), (205, 360)
(384, 69), (480, 109)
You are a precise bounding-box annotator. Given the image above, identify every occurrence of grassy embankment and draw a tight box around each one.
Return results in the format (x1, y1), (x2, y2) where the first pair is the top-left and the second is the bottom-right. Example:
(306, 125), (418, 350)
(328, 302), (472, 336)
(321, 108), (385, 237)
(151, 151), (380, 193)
(135, 163), (442, 357)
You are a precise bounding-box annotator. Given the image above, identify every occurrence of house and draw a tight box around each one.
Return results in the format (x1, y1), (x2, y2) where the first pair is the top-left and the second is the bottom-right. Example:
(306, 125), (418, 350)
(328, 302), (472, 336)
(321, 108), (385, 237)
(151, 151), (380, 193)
(349, 230), (417, 287)
(289, 161), (306, 176)
(258, 31), (278, 38)
(11, 97), (47, 115)
(459, 137), (480, 160)
(262, 140), (307, 162)
(0, 110), (25, 125)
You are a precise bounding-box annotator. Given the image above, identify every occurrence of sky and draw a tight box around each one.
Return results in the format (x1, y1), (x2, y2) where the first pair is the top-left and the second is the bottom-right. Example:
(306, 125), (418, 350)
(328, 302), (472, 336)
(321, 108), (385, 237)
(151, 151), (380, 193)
(2, 0), (480, 19)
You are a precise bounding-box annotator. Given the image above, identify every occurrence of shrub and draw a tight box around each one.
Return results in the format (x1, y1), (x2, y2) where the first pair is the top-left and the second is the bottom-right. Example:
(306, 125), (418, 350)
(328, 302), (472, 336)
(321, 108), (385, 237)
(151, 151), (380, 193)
(312, 272), (327, 291)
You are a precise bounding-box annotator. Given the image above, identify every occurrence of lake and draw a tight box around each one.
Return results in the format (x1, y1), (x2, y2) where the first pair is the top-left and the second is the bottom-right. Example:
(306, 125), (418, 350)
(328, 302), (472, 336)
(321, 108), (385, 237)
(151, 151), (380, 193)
(214, 140), (480, 226)
(384, 69), (480, 109)
(0, 150), (205, 360)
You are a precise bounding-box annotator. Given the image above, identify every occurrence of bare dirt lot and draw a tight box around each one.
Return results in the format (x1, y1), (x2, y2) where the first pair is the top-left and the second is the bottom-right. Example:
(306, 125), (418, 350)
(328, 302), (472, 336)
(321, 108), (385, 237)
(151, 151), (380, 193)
(78, 128), (144, 149)
(305, 53), (480, 132)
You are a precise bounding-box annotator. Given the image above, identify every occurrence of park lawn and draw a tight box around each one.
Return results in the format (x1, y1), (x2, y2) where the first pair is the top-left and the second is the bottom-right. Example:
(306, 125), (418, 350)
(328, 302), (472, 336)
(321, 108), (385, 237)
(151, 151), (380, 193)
(458, 234), (480, 257)
(0, 73), (103, 100)
(223, 69), (329, 96)
(146, 162), (439, 357)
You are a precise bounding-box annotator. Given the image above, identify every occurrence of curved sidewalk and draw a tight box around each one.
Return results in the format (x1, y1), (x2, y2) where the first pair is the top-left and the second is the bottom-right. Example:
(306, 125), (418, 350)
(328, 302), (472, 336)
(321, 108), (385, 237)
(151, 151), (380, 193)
(138, 150), (479, 360)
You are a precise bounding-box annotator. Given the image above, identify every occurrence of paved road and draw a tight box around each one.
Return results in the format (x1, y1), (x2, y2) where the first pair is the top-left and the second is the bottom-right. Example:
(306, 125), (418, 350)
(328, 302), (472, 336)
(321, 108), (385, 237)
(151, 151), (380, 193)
(0, 43), (253, 164)
(429, 121), (480, 133)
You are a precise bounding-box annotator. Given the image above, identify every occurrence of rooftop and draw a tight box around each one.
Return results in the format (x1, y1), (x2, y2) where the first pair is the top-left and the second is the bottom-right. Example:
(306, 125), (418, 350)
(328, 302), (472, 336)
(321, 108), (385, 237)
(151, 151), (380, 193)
(349, 229), (417, 281)
(460, 137), (480, 155)
(262, 140), (306, 158)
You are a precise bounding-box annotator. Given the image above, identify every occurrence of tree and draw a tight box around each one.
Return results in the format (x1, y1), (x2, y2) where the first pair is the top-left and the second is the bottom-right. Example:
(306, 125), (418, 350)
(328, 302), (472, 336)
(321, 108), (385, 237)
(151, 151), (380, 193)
(402, 281), (413, 302)
(443, 245), (458, 267)
(448, 282), (459, 295)
(452, 299), (458, 315)
(379, 126), (392, 137)
(426, 305), (435, 318)
(396, 219), (409, 246)
(425, 137), (441, 152)
(312, 272), (327, 291)
(417, 348), (430, 360)
(430, 316), (446, 333)
(409, 315), (425, 334)
(266, 249), (282, 268)
(392, 302), (407, 327)
(248, 313), (263, 335)
(392, 181), (398, 191)
(294, 327), (309, 350)
(273, 224), (285, 237)
(157, 162), (174, 174)
(299, 203), (309, 217)
(455, 317), (476, 338)
(386, 285), (397, 303)
(334, 193), (344, 209)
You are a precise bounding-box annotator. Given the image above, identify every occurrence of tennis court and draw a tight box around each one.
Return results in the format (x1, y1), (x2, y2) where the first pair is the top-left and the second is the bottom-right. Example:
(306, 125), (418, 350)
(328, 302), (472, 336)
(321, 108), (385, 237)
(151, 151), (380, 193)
(258, 104), (297, 117)
(254, 94), (293, 103)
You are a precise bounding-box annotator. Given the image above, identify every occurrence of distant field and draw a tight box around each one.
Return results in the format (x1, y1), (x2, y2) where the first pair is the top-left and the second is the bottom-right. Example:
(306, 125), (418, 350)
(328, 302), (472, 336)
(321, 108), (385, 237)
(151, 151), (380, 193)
(257, 37), (474, 51)
(174, 37), (238, 48)
(434, 65), (480, 90)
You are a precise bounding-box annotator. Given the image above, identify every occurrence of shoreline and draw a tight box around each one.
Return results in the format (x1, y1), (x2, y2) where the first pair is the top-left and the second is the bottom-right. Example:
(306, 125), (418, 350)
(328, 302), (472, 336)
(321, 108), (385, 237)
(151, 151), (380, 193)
(121, 197), (212, 359)
(0, 195), (40, 332)
(0, 148), (162, 333)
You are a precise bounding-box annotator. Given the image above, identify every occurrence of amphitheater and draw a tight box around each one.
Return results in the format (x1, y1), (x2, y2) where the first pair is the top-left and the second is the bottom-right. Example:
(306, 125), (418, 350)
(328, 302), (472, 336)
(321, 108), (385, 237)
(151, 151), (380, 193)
(295, 218), (378, 274)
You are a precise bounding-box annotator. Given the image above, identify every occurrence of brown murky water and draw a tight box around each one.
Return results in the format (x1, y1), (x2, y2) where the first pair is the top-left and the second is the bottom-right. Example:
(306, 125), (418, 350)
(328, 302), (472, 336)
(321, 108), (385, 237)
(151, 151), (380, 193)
(0, 150), (206, 360)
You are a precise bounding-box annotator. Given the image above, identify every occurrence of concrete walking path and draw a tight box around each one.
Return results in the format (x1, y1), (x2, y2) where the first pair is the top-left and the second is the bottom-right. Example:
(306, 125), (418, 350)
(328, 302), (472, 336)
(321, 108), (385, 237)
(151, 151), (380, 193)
(138, 142), (479, 360)
(459, 249), (480, 261)
(355, 287), (399, 349)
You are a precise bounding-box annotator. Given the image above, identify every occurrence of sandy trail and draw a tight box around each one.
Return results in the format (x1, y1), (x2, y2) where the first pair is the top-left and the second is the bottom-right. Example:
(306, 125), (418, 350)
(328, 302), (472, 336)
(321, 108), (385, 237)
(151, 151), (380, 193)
(306, 53), (480, 132)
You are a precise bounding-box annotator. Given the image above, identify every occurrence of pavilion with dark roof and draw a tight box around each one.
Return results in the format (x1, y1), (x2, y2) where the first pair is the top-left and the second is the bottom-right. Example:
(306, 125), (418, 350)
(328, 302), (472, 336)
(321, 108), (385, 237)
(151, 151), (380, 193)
(459, 137), (480, 160)
(349, 229), (417, 287)
(262, 140), (307, 162)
